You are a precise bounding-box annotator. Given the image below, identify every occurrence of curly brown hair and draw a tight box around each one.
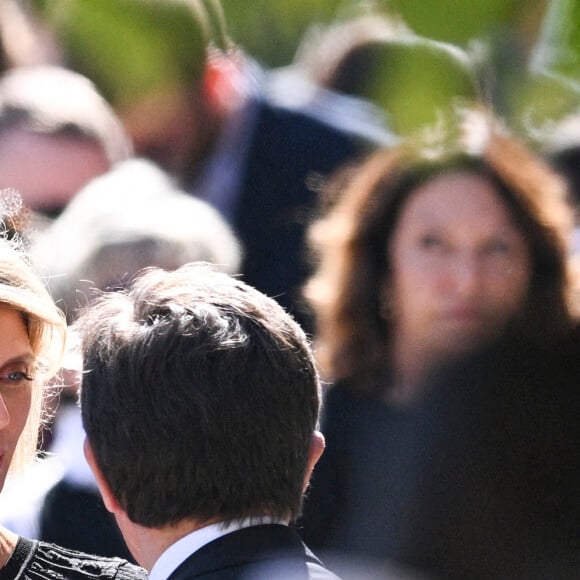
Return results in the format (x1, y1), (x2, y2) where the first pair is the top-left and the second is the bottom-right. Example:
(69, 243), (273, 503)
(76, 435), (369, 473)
(306, 110), (577, 395)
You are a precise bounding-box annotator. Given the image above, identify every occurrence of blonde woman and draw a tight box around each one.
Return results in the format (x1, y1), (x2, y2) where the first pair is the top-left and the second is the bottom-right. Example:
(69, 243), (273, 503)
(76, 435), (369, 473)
(0, 218), (145, 578)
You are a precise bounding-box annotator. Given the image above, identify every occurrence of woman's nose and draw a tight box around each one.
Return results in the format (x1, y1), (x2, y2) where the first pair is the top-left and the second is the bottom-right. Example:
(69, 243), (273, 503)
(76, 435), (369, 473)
(451, 253), (481, 296)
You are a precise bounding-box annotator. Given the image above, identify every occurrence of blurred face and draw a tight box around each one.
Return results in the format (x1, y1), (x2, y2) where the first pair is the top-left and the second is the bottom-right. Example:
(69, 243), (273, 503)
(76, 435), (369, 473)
(121, 86), (206, 176)
(387, 170), (532, 378)
(0, 128), (110, 215)
(0, 304), (34, 490)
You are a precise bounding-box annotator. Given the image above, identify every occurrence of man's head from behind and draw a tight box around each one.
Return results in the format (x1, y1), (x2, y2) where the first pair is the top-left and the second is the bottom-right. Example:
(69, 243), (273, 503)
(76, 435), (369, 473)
(76, 263), (323, 528)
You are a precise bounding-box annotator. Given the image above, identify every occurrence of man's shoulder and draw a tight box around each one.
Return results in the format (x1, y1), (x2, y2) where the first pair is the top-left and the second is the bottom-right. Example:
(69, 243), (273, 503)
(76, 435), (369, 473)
(169, 524), (339, 579)
(265, 68), (394, 148)
(250, 98), (355, 163)
(250, 87), (390, 164)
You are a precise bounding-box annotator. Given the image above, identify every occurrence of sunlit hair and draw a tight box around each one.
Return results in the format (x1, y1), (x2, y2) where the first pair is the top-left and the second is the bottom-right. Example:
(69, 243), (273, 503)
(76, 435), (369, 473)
(0, 235), (66, 477)
(305, 107), (577, 395)
(77, 263), (320, 526)
(31, 159), (242, 323)
(0, 65), (132, 164)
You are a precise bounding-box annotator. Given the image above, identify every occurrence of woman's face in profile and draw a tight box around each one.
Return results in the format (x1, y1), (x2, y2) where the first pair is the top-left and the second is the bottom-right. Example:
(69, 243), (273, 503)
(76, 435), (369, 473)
(387, 170), (532, 370)
(0, 303), (34, 490)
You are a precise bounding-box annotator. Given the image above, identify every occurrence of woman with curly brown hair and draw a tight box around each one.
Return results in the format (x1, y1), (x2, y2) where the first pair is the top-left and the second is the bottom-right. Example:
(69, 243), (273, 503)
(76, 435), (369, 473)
(298, 108), (579, 573)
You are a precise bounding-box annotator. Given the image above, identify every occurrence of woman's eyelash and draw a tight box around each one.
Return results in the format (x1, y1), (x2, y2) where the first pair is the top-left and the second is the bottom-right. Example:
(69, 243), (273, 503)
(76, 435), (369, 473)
(0, 366), (35, 384)
(7, 370), (34, 381)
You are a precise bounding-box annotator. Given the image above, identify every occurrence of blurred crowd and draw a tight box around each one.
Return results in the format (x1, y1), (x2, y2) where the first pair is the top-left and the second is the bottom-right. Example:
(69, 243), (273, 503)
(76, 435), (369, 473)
(0, 0), (579, 578)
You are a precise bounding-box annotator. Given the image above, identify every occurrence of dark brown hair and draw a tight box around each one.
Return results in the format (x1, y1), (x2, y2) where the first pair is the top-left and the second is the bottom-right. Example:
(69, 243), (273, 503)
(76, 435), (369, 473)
(306, 110), (576, 395)
(77, 263), (320, 526)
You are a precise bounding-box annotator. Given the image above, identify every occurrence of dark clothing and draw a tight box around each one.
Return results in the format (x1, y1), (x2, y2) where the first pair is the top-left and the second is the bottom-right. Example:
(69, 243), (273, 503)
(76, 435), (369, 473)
(301, 328), (580, 579)
(39, 480), (133, 562)
(169, 524), (339, 579)
(232, 99), (375, 330)
(0, 536), (146, 579)
(298, 383), (418, 572)
(394, 328), (580, 579)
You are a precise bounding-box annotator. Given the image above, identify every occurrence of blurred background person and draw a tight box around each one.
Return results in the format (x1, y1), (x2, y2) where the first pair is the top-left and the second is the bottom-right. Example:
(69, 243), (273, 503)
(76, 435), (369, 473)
(33, 158), (242, 321)
(297, 106), (578, 574)
(266, 12), (398, 145)
(270, 11), (479, 138)
(0, 159), (242, 561)
(30, 0), (382, 330)
(0, 202), (145, 578)
(24, 0), (576, 332)
(0, 65), (131, 219)
(391, 311), (580, 579)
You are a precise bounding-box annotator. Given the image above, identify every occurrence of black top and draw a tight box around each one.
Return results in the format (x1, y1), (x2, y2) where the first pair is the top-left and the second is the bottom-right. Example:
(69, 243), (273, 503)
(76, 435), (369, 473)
(0, 537), (147, 580)
(297, 382), (418, 570)
(393, 328), (580, 579)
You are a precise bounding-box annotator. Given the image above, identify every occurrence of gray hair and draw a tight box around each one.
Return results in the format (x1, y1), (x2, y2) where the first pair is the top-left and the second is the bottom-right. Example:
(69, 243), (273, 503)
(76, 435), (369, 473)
(32, 158), (242, 321)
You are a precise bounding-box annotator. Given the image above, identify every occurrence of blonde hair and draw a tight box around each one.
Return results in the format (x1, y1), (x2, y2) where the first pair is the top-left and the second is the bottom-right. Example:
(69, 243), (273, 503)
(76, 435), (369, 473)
(0, 239), (66, 476)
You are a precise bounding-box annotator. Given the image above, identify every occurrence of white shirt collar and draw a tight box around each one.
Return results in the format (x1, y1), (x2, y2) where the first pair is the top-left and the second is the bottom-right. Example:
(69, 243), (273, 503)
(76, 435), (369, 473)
(149, 516), (288, 580)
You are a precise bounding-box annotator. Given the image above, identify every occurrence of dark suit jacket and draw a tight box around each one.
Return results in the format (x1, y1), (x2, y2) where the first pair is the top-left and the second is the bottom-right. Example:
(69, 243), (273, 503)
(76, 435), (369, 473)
(168, 524), (339, 579)
(235, 98), (376, 331)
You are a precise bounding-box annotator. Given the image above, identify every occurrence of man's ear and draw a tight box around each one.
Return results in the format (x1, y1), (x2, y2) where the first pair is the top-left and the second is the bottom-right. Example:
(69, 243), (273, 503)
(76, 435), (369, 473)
(303, 431), (325, 493)
(83, 438), (122, 515)
(201, 52), (244, 115)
